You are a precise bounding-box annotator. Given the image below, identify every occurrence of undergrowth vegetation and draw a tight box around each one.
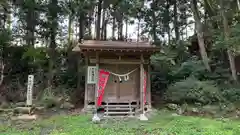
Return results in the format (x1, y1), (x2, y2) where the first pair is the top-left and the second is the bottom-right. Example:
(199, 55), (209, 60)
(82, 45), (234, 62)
(164, 77), (224, 105)
(1, 110), (240, 135)
(0, 0), (240, 114)
(151, 51), (240, 117)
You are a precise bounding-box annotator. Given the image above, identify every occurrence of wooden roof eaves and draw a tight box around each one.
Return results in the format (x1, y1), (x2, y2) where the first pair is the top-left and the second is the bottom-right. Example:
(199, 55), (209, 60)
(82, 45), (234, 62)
(79, 47), (160, 53)
(78, 44), (160, 51)
(72, 42), (161, 54)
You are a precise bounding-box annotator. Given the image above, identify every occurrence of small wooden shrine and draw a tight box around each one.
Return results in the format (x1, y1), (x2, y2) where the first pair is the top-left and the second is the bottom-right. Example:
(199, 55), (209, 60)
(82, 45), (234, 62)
(73, 40), (160, 120)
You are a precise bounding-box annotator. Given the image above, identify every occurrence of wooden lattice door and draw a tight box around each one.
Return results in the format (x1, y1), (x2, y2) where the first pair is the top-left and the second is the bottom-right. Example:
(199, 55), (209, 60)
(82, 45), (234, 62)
(101, 64), (118, 102)
(118, 64), (139, 102)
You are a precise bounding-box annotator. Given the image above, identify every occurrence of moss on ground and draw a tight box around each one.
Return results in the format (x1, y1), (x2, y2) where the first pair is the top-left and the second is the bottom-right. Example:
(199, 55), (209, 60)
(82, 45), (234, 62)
(0, 110), (240, 135)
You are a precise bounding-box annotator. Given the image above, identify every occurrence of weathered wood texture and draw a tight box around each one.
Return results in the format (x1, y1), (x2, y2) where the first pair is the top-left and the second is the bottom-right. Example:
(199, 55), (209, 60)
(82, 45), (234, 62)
(73, 40), (160, 53)
(84, 56), (89, 109)
(147, 64), (152, 109)
(94, 53), (99, 108)
(78, 41), (159, 110)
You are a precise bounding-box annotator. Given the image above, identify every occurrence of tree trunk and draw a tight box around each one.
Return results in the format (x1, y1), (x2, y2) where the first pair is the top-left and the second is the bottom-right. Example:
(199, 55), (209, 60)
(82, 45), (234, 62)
(151, 0), (157, 42)
(88, 9), (94, 39)
(191, 0), (211, 71)
(166, 0), (171, 44)
(204, 0), (219, 29)
(221, 0), (238, 81)
(48, 31), (57, 88)
(26, 0), (35, 47)
(0, 56), (4, 86)
(101, 8), (106, 40)
(103, 9), (109, 40)
(125, 19), (128, 40)
(103, 19), (107, 40)
(75, 21), (78, 39)
(47, 0), (58, 88)
(117, 21), (123, 41)
(48, 54), (54, 88)
(167, 26), (171, 44)
(68, 14), (73, 45)
(238, 0), (240, 10)
(77, 13), (85, 90)
(0, 1), (10, 86)
(117, 12), (124, 41)
(88, 22), (92, 39)
(173, 0), (180, 44)
(1, 1), (7, 29)
(94, 11), (97, 39)
(78, 13), (85, 41)
(96, 0), (102, 40)
(137, 18), (140, 42)
(112, 17), (116, 40)
(6, 1), (11, 31)
(227, 50), (237, 81)
(87, 11), (93, 39)
(186, 25), (188, 38)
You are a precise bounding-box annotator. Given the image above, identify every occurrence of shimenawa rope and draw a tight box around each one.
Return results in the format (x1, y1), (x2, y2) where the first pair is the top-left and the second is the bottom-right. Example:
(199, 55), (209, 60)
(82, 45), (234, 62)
(107, 68), (138, 81)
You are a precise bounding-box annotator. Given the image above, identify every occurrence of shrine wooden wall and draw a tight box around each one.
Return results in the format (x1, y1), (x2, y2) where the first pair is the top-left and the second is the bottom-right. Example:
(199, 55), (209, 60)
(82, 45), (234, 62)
(84, 52), (151, 106)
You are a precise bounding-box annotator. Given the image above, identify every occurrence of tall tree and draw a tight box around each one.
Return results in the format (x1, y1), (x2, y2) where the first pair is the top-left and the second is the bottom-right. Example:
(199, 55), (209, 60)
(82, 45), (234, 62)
(0, 0), (10, 86)
(166, 0), (171, 44)
(67, 0), (74, 45)
(96, 0), (103, 40)
(46, 0), (60, 87)
(191, 0), (211, 71)
(25, 0), (37, 47)
(112, 16), (116, 40)
(173, 0), (180, 43)
(220, 0), (238, 81)
(150, 0), (157, 42)
(15, 0), (39, 47)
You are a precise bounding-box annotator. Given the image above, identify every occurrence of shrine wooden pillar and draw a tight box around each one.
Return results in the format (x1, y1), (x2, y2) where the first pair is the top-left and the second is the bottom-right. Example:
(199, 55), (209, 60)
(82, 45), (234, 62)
(95, 52), (99, 109)
(84, 55), (89, 110)
(147, 64), (152, 109)
(140, 54), (144, 113)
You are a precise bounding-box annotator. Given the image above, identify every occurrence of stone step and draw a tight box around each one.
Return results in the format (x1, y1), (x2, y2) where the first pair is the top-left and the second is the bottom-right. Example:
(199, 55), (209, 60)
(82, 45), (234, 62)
(104, 111), (134, 115)
(105, 107), (133, 111)
(103, 103), (138, 117)
(103, 105), (137, 107)
(103, 115), (135, 118)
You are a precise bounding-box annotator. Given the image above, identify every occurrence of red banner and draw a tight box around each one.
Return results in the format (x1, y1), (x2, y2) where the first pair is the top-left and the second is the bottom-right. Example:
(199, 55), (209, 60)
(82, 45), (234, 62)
(97, 69), (110, 106)
(143, 71), (147, 105)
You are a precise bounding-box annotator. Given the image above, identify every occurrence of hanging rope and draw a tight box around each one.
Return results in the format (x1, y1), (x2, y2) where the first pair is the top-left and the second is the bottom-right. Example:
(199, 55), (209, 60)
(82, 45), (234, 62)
(107, 67), (139, 81)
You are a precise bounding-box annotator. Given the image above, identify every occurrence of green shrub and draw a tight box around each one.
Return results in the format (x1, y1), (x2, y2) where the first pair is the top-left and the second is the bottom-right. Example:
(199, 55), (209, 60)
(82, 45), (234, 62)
(221, 88), (240, 103)
(40, 88), (61, 108)
(170, 57), (207, 80)
(170, 57), (230, 84)
(42, 96), (59, 108)
(164, 77), (224, 105)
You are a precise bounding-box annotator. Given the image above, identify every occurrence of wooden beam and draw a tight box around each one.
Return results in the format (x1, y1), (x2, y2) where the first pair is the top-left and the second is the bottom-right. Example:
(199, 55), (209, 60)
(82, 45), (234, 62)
(86, 52), (153, 57)
(147, 64), (152, 109)
(84, 55), (89, 110)
(90, 58), (149, 64)
(95, 53), (99, 109)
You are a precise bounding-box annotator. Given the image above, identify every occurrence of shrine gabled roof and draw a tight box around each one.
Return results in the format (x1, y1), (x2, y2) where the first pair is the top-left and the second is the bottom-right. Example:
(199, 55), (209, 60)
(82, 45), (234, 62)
(72, 40), (161, 53)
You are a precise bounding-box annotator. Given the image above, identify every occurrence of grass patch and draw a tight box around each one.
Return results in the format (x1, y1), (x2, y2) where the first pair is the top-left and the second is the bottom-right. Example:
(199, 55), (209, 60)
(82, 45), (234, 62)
(1, 110), (240, 135)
